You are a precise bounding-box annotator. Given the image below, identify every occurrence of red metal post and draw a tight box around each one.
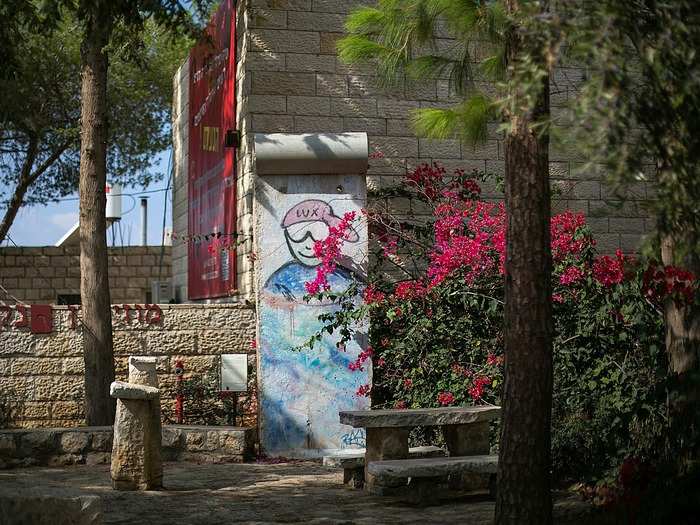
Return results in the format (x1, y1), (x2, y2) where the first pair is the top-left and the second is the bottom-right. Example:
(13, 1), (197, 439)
(174, 360), (184, 424)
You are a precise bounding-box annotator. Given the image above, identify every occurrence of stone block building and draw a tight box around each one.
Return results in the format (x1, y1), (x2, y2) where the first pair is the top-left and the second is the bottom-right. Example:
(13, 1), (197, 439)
(171, 0), (653, 306)
(0, 246), (171, 305)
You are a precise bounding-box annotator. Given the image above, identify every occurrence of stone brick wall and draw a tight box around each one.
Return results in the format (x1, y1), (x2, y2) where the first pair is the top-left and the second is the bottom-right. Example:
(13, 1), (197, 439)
(239, 0), (652, 253)
(0, 246), (171, 305)
(0, 304), (256, 429)
(0, 425), (255, 469)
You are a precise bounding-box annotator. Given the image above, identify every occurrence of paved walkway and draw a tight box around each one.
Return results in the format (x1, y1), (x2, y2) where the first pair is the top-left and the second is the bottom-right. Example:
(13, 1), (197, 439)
(0, 461), (612, 524)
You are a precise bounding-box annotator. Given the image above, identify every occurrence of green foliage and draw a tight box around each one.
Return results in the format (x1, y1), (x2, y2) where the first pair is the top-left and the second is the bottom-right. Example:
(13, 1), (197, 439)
(561, 0), (700, 260)
(0, 16), (191, 208)
(550, 268), (666, 481)
(179, 367), (239, 426)
(338, 0), (507, 142)
(412, 94), (495, 142)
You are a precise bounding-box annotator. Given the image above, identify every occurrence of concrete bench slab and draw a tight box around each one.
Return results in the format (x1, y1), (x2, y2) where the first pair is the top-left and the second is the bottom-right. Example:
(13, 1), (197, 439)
(367, 455), (498, 485)
(323, 445), (444, 469)
(339, 406), (500, 428)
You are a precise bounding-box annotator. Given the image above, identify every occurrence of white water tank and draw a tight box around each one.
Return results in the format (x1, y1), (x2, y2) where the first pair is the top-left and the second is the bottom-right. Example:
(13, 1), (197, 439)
(106, 183), (122, 220)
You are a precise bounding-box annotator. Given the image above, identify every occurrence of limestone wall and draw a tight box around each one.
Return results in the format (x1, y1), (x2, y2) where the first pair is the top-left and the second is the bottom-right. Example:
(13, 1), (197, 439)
(0, 425), (255, 468)
(0, 246), (171, 305)
(0, 304), (256, 429)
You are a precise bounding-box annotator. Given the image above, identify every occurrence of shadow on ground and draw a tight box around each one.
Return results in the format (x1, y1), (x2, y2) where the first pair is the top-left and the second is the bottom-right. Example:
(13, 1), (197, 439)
(0, 461), (615, 524)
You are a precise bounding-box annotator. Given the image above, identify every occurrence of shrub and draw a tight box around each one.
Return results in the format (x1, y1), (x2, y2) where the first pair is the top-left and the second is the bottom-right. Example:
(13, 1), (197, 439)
(301, 162), (693, 485)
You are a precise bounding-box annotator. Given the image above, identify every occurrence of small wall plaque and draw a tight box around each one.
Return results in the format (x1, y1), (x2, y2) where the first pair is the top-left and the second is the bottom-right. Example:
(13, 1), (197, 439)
(221, 354), (247, 392)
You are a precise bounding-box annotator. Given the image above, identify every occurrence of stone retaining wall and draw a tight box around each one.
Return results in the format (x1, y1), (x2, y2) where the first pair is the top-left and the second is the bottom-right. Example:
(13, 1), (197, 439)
(0, 304), (257, 428)
(0, 425), (255, 469)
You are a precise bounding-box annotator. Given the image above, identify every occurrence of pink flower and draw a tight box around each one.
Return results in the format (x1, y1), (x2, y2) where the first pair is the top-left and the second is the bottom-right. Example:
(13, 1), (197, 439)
(304, 211), (357, 295)
(559, 266), (585, 285)
(642, 264), (696, 304)
(403, 378), (413, 389)
(356, 384), (371, 397)
(393, 280), (426, 300)
(593, 250), (626, 288)
(250, 339), (257, 349)
(486, 353), (503, 366)
(363, 285), (386, 305)
(347, 347), (374, 372)
(462, 178), (481, 195)
(550, 211), (593, 262)
(394, 400), (408, 410)
(468, 376), (492, 401)
(437, 391), (455, 406)
(552, 293), (565, 303)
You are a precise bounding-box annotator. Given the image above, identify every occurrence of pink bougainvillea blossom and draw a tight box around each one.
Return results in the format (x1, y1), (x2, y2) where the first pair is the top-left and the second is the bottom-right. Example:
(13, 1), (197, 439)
(437, 391), (455, 406)
(550, 211), (593, 262)
(427, 200), (506, 287)
(363, 284), (386, 305)
(403, 378), (413, 389)
(593, 250), (627, 288)
(304, 211), (357, 295)
(642, 264), (696, 305)
(348, 347), (374, 372)
(468, 376), (492, 401)
(355, 384), (371, 397)
(559, 265), (585, 285)
(394, 400), (408, 409)
(486, 353), (504, 366)
(393, 280), (427, 300)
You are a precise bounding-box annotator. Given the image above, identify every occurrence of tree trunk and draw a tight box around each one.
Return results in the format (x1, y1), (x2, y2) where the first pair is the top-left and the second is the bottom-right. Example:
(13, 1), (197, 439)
(660, 232), (700, 466)
(496, 2), (553, 523)
(79, 10), (115, 426)
(661, 234), (700, 375)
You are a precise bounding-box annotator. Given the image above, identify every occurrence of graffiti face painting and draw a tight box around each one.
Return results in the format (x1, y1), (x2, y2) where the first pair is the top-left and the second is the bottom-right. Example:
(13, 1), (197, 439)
(258, 198), (369, 454)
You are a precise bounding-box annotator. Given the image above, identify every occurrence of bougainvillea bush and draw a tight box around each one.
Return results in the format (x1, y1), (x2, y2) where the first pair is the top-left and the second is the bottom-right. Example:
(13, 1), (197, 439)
(301, 162), (698, 486)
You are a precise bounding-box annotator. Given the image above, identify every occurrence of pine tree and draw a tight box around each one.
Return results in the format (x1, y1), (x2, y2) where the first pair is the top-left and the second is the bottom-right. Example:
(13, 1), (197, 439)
(339, 1), (554, 521)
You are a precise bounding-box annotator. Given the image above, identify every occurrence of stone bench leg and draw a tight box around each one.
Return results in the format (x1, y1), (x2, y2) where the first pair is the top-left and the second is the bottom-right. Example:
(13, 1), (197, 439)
(442, 421), (490, 491)
(364, 427), (409, 488)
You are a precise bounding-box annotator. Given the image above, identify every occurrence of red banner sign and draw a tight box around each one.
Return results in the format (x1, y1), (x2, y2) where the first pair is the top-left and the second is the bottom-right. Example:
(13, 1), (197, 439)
(188, 0), (237, 300)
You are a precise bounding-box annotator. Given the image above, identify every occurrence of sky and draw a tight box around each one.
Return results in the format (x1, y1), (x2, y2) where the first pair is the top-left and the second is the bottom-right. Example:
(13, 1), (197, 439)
(2, 152), (173, 247)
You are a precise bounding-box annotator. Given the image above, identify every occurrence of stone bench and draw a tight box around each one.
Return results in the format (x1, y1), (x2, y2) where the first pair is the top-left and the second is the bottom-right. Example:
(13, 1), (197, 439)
(367, 455), (499, 503)
(323, 445), (444, 487)
(339, 406), (500, 488)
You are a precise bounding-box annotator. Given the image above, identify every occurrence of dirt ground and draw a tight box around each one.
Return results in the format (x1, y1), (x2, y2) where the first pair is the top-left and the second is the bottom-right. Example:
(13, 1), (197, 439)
(0, 461), (615, 524)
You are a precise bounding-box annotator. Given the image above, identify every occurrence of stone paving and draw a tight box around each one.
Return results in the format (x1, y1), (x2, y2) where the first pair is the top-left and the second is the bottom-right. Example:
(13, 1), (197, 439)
(0, 461), (615, 524)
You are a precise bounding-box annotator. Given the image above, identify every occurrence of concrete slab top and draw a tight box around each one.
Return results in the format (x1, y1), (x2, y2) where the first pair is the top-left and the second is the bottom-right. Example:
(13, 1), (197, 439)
(367, 455), (499, 482)
(339, 406), (501, 428)
(254, 132), (368, 175)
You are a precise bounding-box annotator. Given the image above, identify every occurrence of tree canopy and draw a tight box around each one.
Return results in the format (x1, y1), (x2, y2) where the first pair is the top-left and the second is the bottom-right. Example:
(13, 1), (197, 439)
(0, 16), (192, 239)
